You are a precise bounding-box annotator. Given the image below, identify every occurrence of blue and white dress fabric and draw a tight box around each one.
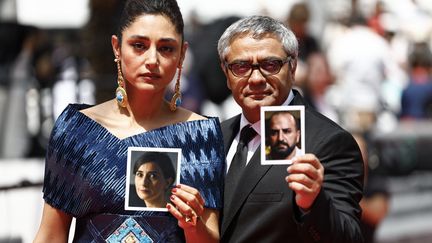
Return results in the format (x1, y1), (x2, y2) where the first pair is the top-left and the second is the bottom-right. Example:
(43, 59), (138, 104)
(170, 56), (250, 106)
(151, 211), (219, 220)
(42, 104), (225, 242)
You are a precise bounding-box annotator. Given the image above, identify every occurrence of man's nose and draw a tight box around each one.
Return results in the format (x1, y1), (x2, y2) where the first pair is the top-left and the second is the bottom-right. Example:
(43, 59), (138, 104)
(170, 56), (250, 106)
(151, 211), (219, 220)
(248, 68), (266, 85)
(277, 130), (284, 141)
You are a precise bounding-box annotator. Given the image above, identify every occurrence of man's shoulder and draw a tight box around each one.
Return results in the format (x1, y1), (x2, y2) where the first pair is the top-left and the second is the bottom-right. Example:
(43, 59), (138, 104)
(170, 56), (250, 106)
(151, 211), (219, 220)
(220, 115), (242, 139)
(304, 106), (351, 136)
(221, 115), (241, 127)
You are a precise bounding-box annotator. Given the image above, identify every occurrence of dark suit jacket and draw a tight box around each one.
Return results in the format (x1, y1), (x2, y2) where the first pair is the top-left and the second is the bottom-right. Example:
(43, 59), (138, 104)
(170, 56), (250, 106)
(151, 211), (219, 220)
(221, 90), (364, 243)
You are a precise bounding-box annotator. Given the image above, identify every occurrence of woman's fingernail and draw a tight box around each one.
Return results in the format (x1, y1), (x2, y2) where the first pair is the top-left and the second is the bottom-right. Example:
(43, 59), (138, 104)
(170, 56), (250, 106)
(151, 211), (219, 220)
(172, 188), (177, 193)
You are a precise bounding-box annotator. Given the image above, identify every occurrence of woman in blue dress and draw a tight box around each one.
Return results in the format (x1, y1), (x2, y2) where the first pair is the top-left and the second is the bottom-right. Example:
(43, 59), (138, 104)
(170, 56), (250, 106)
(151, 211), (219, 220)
(34, 0), (224, 242)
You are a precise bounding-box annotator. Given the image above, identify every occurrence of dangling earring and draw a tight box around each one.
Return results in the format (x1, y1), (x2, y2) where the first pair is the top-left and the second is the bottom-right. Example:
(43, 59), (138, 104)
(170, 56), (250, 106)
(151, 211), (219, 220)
(114, 57), (127, 108)
(170, 66), (182, 111)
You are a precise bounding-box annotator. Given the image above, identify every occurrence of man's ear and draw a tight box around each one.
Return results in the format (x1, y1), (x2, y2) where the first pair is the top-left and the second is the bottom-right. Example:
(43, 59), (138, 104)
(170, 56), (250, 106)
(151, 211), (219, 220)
(220, 61), (232, 90)
(290, 58), (297, 77)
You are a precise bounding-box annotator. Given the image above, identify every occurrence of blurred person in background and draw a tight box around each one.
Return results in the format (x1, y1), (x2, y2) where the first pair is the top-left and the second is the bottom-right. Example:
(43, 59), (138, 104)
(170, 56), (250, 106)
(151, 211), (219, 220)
(26, 37), (56, 157)
(285, 1), (320, 91)
(301, 53), (338, 123)
(51, 31), (96, 120)
(286, 2), (320, 62)
(189, 16), (242, 120)
(367, 0), (386, 37)
(326, 12), (406, 133)
(400, 42), (432, 120)
(0, 23), (97, 158)
(80, 0), (124, 105)
(0, 23), (42, 158)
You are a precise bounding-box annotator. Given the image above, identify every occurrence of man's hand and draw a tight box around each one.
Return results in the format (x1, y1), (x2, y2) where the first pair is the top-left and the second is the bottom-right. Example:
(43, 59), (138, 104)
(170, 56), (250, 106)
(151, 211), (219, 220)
(286, 154), (324, 211)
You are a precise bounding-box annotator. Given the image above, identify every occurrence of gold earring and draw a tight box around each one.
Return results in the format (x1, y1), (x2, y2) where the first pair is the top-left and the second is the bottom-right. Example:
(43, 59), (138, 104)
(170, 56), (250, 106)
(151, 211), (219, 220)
(170, 66), (182, 111)
(115, 57), (127, 108)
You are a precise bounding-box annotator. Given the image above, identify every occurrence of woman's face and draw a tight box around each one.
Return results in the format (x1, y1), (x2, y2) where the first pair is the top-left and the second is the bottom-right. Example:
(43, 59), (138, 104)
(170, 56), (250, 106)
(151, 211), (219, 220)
(112, 14), (187, 97)
(134, 161), (172, 207)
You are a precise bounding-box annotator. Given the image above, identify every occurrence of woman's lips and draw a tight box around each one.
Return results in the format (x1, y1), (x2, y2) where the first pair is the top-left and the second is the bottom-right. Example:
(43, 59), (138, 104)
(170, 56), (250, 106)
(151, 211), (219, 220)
(140, 73), (161, 80)
(138, 188), (150, 193)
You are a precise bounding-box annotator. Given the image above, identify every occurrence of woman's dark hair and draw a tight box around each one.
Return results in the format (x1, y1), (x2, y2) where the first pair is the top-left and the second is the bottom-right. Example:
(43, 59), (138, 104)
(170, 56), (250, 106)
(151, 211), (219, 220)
(116, 0), (184, 44)
(133, 152), (176, 182)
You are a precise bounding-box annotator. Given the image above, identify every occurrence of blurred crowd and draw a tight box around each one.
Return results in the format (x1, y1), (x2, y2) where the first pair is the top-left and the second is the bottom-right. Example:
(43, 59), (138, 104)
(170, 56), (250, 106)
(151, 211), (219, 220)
(1, 0), (432, 241)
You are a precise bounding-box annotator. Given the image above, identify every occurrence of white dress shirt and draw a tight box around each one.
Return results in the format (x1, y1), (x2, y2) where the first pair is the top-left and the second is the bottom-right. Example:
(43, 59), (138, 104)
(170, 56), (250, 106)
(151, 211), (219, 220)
(226, 90), (295, 173)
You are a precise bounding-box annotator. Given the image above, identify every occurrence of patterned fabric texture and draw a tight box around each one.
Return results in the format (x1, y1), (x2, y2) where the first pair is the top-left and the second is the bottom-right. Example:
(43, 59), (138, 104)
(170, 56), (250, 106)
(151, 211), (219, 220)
(43, 104), (225, 242)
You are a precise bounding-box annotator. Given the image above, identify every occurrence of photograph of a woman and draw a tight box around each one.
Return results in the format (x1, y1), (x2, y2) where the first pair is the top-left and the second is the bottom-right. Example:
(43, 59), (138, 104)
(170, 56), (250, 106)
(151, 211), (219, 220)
(126, 147), (180, 211)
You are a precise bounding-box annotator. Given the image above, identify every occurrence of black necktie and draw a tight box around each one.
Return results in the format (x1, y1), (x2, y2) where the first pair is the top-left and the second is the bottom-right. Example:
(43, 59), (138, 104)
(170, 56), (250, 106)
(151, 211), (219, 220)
(224, 125), (257, 205)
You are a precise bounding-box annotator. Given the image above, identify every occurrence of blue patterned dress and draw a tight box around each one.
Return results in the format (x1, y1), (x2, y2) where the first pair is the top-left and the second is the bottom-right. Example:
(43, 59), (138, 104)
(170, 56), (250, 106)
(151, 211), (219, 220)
(42, 104), (225, 242)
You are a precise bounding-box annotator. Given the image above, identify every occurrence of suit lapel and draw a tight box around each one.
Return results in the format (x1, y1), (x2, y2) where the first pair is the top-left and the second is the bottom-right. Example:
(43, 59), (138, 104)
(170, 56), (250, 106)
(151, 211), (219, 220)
(221, 116), (240, 156)
(221, 115), (240, 230)
(290, 89), (308, 106)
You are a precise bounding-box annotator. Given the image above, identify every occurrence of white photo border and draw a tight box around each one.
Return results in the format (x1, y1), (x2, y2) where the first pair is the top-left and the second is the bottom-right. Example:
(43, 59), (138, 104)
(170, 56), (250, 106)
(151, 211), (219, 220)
(260, 105), (305, 165)
(125, 147), (182, 212)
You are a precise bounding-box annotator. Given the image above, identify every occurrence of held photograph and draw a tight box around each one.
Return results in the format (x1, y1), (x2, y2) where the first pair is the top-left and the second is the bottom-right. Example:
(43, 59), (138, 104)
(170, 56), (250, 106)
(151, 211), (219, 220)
(260, 105), (305, 165)
(125, 147), (182, 212)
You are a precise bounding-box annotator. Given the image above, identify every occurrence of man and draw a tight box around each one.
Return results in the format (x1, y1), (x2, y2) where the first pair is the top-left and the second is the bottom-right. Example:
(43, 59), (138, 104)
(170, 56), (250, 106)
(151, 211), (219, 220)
(218, 16), (364, 242)
(266, 111), (302, 160)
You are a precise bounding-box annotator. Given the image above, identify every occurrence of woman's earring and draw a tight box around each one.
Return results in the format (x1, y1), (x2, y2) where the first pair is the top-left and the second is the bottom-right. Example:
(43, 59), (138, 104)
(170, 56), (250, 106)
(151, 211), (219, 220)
(115, 57), (127, 108)
(169, 66), (182, 112)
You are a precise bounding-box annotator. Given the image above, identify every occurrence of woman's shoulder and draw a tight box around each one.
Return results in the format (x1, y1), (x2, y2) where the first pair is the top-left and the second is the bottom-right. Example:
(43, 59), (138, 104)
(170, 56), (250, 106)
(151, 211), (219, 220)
(79, 100), (114, 120)
(51, 102), (113, 139)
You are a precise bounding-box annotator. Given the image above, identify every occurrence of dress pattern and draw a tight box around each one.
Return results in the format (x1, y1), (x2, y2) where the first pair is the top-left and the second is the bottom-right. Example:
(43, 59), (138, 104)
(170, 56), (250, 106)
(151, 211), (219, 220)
(42, 104), (225, 242)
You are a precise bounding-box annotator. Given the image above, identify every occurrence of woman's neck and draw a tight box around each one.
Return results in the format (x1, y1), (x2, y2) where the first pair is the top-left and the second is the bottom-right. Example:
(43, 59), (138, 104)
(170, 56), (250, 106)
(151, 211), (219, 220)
(128, 95), (167, 118)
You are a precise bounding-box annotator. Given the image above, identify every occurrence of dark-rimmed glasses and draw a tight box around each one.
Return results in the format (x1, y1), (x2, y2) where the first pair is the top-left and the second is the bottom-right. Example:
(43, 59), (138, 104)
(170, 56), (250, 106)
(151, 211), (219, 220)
(225, 57), (292, 78)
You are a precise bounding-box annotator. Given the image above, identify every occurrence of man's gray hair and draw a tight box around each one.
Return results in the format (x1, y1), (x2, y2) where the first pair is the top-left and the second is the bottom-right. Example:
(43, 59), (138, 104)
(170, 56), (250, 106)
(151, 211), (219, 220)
(217, 15), (298, 62)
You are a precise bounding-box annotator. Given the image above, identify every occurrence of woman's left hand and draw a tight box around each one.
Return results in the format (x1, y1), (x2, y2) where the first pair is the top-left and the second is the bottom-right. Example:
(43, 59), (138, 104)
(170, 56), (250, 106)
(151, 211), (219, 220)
(167, 184), (205, 228)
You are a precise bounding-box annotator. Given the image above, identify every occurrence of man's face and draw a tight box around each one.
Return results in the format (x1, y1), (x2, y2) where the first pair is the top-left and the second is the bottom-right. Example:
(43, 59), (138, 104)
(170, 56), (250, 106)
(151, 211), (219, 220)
(268, 113), (300, 159)
(223, 34), (295, 123)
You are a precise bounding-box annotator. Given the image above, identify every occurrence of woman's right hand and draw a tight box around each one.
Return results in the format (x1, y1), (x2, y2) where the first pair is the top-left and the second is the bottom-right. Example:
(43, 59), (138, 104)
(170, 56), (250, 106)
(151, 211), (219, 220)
(167, 184), (205, 227)
(166, 184), (219, 243)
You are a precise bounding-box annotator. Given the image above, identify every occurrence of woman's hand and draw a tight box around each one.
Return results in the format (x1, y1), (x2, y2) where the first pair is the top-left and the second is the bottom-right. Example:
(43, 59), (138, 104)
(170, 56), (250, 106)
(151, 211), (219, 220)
(167, 184), (205, 227)
(167, 184), (219, 243)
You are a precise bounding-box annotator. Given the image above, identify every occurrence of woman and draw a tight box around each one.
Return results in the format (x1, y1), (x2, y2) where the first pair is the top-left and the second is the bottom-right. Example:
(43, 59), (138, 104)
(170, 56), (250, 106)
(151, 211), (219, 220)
(34, 0), (224, 242)
(132, 152), (176, 208)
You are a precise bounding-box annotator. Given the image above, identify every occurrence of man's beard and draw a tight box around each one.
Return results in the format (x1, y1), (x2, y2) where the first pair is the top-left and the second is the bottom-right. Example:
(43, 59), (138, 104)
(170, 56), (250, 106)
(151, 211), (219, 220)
(270, 141), (296, 160)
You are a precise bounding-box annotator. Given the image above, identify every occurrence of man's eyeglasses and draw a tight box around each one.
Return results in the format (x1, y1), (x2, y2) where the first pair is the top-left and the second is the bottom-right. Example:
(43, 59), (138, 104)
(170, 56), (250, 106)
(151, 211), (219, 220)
(225, 57), (292, 78)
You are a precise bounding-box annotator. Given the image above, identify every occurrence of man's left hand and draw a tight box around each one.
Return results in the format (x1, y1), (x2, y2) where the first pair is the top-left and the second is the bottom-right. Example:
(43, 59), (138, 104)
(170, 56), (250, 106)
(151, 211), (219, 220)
(286, 154), (324, 211)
